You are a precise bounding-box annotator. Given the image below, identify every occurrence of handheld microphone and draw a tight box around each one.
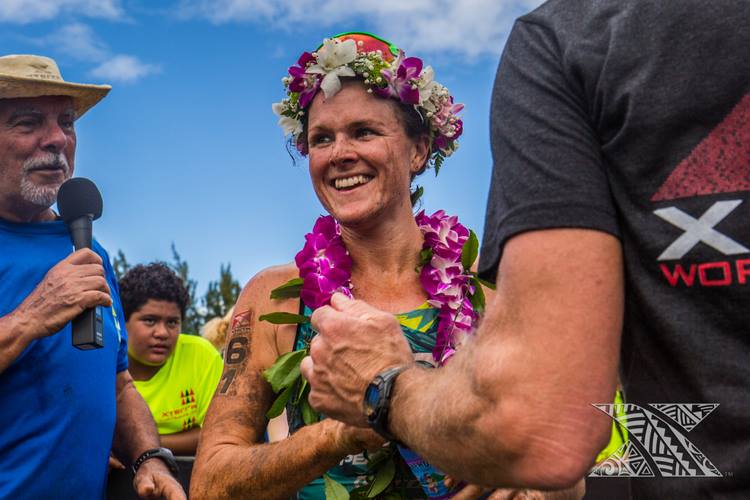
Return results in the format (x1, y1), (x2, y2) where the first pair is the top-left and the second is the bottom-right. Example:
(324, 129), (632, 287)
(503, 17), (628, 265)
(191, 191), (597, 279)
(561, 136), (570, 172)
(57, 177), (105, 350)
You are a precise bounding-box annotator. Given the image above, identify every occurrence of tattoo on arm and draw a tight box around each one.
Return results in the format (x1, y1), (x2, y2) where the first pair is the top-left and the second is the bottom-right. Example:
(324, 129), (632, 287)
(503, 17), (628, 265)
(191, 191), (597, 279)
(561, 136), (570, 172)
(226, 337), (248, 364)
(217, 310), (253, 395)
(218, 368), (236, 394)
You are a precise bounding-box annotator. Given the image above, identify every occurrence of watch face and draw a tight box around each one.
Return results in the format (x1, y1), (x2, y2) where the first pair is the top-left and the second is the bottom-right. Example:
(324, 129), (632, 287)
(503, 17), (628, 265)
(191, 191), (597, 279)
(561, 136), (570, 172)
(364, 383), (380, 417)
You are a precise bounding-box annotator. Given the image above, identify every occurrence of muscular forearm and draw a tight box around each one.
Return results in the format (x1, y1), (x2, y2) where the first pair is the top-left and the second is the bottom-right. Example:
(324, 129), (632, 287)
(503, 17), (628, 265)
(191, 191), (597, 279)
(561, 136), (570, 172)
(161, 428), (201, 456)
(0, 312), (36, 375)
(391, 335), (612, 488)
(389, 231), (622, 488)
(390, 354), (514, 483)
(192, 418), (352, 499)
(112, 373), (161, 463)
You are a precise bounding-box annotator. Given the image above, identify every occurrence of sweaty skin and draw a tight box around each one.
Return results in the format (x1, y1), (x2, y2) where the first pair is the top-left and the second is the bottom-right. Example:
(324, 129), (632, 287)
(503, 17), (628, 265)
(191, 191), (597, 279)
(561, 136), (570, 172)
(195, 80), (588, 498)
(190, 265), (384, 499)
(303, 229), (623, 489)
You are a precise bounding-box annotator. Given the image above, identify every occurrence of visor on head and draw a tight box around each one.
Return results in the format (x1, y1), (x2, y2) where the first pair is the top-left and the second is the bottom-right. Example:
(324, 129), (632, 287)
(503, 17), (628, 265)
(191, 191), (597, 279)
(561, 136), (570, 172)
(328, 32), (399, 62)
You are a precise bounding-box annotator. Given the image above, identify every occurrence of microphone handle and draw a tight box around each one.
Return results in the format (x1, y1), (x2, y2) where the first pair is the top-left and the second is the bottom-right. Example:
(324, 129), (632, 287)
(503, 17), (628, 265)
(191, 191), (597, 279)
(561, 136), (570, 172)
(67, 215), (104, 349)
(68, 216), (93, 250)
(72, 309), (104, 350)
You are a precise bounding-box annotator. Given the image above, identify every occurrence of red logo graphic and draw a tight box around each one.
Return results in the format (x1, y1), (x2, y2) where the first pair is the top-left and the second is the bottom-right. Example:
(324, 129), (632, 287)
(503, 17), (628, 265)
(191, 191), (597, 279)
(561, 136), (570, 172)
(652, 91), (750, 287)
(652, 91), (750, 202)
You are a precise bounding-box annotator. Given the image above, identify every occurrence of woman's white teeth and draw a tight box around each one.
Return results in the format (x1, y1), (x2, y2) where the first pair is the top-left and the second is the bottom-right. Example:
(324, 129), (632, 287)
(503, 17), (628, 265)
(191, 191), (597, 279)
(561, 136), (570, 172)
(334, 175), (372, 189)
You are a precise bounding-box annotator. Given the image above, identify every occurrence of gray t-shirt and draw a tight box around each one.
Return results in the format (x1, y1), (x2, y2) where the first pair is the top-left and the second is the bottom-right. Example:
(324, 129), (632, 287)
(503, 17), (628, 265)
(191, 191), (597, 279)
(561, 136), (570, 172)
(479, 1), (750, 497)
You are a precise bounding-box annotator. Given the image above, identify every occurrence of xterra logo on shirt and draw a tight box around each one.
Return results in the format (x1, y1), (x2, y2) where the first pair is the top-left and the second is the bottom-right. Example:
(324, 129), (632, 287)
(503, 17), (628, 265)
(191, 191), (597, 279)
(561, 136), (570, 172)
(651, 91), (750, 287)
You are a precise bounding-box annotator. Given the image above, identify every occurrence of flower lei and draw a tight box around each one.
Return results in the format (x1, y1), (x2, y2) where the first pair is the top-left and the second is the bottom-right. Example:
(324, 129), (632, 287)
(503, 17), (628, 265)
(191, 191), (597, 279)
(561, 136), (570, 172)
(262, 210), (488, 363)
(259, 211), (494, 498)
(272, 33), (464, 173)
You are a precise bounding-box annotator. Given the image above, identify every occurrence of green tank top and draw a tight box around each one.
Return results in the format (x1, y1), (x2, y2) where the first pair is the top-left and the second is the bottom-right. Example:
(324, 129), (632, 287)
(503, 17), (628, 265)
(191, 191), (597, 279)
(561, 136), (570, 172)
(288, 302), (438, 500)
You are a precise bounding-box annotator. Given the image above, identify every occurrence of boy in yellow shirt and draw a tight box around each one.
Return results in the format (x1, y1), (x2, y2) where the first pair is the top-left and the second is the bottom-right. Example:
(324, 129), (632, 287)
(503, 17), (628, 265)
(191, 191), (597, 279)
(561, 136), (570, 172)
(119, 263), (223, 455)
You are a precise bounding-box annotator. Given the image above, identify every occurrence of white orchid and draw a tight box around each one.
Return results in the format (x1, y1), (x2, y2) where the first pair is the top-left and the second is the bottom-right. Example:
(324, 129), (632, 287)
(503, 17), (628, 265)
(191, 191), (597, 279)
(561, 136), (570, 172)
(279, 116), (302, 136)
(312, 38), (357, 71)
(307, 38), (357, 98)
(417, 65), (437, 104)
(272, 102), (302, 136)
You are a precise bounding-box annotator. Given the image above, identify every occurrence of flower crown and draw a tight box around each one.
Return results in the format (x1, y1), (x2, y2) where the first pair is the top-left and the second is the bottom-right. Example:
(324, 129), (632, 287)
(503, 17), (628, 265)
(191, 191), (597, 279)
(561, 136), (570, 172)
(272, 32), (464, 173)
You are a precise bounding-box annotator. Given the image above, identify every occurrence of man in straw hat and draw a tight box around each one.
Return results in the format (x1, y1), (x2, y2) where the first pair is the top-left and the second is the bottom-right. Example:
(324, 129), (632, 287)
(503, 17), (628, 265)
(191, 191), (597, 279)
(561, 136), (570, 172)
(0, 55), (185, 499)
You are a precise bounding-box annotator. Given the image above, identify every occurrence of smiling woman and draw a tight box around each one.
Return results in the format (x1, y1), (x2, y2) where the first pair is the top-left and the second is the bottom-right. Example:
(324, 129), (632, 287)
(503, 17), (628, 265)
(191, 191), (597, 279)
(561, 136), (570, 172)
(190, 31), (589, 500)
(305, 80), (429, 228)
(190, 33), (549, 500)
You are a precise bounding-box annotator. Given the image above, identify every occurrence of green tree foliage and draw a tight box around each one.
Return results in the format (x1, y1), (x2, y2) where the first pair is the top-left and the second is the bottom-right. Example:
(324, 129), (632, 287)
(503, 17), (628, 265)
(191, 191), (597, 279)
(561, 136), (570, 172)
(169, 243), (201, 335)
(203, 263), (241, 321)
(112, 249), (131, 281)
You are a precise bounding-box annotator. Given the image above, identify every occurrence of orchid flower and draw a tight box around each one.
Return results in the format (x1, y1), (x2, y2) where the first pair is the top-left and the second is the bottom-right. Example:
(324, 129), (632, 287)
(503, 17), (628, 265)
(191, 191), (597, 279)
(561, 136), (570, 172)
(295, 211), (479, 364)
(377, 50), (424, 105)
(307, 38), (358, 99)
(272, 102), (302, 136)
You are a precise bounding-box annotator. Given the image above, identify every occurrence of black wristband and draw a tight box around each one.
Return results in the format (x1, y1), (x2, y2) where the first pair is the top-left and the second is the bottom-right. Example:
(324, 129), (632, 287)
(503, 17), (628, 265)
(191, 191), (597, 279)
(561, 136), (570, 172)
(363, 365), (411, 441)
(131, 447), (179, 478)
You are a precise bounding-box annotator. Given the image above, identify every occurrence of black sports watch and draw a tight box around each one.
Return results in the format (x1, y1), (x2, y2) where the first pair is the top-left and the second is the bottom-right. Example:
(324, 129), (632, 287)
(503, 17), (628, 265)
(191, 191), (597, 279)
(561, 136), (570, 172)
(131, 447), (179, 478)
(363, 365), (410, 441)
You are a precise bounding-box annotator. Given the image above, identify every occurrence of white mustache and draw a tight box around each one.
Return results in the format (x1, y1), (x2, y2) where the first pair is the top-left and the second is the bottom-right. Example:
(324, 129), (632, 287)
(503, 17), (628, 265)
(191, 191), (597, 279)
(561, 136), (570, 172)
(22, 153), (70, 175)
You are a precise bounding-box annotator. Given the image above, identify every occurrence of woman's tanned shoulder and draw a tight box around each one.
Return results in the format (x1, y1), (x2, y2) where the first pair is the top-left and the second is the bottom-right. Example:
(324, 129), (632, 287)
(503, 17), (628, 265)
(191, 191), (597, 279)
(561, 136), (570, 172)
(236, 263), (299, 311)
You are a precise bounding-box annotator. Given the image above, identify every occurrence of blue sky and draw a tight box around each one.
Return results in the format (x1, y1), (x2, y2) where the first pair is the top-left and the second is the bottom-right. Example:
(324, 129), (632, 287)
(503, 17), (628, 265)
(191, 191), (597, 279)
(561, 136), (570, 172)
(1, 0), (541, 299)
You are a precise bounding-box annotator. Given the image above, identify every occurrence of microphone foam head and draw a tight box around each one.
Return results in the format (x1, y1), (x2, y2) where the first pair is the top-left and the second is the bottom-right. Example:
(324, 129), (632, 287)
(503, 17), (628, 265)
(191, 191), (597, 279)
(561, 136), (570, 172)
(57, 177), (103, 222)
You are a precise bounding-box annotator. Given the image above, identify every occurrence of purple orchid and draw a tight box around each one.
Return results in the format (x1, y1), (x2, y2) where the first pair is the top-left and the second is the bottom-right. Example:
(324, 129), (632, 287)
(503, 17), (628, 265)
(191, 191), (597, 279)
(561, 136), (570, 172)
(295, 211), (478, 363)
(429, 97), (465, 153)
(415, 210), (478, 364)
(287, 52), (321, 109)
(295, 215), (353, 309)
(375, 50), (424, 105)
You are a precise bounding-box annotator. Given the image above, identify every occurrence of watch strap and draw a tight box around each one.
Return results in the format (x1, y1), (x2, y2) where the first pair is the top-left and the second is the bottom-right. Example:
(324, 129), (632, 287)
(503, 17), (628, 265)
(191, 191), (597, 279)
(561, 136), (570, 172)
(131, 447), (179, 478)
(365, 365), (410, 441)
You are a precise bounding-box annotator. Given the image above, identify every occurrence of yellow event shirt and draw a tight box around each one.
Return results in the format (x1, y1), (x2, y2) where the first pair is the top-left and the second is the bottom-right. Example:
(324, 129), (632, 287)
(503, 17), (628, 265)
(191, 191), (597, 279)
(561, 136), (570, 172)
(133, 334), (223, 435)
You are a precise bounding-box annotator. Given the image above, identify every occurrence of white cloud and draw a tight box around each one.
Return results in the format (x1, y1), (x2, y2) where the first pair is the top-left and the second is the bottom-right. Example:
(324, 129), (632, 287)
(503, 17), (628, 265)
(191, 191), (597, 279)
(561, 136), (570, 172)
(0, 0), (123, 24)
(176, 0), (545, 59)
(89, 55), (161, 84)
(45, 23), (109, 61)
(31, 23), (161, 84)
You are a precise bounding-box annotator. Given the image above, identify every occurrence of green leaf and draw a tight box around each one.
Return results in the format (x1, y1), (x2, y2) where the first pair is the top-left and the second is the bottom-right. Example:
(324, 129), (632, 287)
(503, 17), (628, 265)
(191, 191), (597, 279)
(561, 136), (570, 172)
(265, 383), (294, 418)
(301, 396), (319, 425)
(419, 248), (433, 266)
(270, 278), (304, 299)
(259, 312), (310, 324)
(324, 474), (350, 500)
(410, 185), (424, 207)
(263, 348), (307, 392)
(367, 458), (396, 498)
(461, 230), (479, 271)
(294, 377), (309, 404)
(433, 151), (444, 175)
(415, 248), (433, 273)
(473, 274), (497, 290)
(469, 276), (486, 315)
(348, 486), (369, 500)
(365, 449), (393, 471)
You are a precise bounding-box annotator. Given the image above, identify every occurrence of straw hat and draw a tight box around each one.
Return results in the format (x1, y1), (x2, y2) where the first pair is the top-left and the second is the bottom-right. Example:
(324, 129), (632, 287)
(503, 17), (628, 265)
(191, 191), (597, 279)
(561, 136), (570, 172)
(0, 54), (111, 118)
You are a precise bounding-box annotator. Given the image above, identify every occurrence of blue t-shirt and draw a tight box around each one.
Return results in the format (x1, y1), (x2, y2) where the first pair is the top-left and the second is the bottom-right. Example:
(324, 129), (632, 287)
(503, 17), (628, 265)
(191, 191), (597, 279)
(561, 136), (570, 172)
(0, 218), (128, 499)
